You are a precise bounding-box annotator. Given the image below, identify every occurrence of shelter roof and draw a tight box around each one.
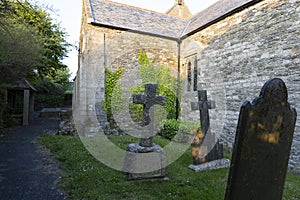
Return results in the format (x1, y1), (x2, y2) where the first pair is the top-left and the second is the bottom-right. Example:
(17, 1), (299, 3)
(12, 78), (37, 92)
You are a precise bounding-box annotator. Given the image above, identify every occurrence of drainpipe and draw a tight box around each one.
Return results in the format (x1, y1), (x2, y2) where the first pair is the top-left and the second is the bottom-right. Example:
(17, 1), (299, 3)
(176, 40), (182, 120)
(104, 33), (107, 68)
(103, 33), (107, 91)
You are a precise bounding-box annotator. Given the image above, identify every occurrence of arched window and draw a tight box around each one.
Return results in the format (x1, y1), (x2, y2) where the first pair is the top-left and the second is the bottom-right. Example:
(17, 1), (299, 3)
(187, 61), (192, 92)
(193, 57), (198, 91)
(186, 56), (198, 92)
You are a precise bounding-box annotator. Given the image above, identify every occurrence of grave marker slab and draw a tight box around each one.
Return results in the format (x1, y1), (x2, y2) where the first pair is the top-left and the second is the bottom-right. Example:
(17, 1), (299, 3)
(225, 78), (297, 200)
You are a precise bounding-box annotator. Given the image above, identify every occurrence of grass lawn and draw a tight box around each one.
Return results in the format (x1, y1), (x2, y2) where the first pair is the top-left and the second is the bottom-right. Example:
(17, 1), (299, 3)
(37, 135), (300, 200)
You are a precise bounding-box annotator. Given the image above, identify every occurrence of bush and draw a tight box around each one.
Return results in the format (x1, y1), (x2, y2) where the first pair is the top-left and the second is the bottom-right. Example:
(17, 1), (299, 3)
(34, 78), (66, 110)
(160, 119), (180, 140)
(35, 94), (64, 110)
(0, 86), (17, 128)
(160, 119), (200, 141)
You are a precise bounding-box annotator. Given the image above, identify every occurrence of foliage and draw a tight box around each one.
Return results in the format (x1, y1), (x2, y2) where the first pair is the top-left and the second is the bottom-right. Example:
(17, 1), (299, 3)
(37, 134), (300, 200)
(0, 86), (7, 128)
(130, 51), (180, 122)
(34, 78), (66, 110)
(0, 3), (43, 85)
(160, 119), (200, 141)
(0, 85), (18, 128)
(0, 0), (71, 116)
(0, 0), (70, 88)
(102, 67), (125, 123)
(0, 86), (9, 128)
(8, 0), (69, 78)
(160, 119), (180, 140)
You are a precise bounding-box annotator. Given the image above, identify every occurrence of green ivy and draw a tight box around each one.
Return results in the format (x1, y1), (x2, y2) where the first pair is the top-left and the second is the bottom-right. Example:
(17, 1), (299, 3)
(130, 50), (181, 122)
(102, 51), (181, 130)
(102, 67), (125, 124)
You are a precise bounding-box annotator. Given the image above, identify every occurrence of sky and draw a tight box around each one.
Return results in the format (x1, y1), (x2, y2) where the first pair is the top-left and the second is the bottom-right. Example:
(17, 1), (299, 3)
(41, 0), (219, 79)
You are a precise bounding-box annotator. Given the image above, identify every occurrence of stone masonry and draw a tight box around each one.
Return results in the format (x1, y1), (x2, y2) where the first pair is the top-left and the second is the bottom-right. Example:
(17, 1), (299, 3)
(181, 0), (300, 169)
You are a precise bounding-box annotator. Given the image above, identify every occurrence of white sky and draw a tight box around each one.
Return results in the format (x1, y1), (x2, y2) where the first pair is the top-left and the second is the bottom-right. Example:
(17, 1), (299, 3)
(41, 0), (219, 79)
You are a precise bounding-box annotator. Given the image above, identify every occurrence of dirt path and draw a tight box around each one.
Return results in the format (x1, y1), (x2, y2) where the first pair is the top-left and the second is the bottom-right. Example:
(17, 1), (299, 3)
(0, 118), (67, 200)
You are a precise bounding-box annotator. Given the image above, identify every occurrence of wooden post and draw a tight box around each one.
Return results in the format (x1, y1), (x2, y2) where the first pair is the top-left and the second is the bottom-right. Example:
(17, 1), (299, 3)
(29, 92), (35, 122)
(22, 89), (30, 125)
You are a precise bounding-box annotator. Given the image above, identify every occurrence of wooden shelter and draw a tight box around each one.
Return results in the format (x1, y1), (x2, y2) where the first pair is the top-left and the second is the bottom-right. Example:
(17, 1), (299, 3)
(7, 78), (37, 125)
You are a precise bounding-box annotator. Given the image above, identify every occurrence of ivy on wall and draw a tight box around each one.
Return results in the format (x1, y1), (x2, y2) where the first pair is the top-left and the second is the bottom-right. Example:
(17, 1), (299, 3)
(130, 51), (180, 122)
(102, 67), (125, 124)
(103, 51), (181, 129)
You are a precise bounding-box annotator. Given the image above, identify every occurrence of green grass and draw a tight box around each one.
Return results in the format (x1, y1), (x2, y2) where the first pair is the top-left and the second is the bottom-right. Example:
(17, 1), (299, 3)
(37, 135), (300, 200)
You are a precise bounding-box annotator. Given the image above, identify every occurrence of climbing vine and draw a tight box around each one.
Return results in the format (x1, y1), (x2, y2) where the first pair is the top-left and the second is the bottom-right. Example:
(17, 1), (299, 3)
(102, 67), (125, 123)
(103, 51), (181, 128)
(130, 51), (181, 123)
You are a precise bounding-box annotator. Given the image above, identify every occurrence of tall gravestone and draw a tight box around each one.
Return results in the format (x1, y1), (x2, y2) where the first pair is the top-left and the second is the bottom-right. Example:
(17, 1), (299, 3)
(189, 90), (229, 172)
(225, 78), (297, 200)
(123, 83), (167, 180)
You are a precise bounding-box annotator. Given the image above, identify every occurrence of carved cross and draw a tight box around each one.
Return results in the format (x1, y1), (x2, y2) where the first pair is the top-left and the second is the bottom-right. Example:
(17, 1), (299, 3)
(132, 83), (166, 147)
(191, 90), (215, 136)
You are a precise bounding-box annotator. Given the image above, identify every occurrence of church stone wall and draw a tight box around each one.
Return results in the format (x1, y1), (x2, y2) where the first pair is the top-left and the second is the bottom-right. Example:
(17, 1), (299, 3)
(185, 0), (300, 169)
(76, 17), (179, 135)
(77, 0), (300, 169)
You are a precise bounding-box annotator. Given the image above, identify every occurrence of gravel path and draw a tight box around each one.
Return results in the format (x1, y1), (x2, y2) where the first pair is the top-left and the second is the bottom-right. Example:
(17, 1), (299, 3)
(0, 118), (67, 200)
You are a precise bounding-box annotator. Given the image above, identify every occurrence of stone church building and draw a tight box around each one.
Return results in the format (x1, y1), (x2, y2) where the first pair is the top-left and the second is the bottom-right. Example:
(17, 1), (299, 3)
(74, 0), (300, 169)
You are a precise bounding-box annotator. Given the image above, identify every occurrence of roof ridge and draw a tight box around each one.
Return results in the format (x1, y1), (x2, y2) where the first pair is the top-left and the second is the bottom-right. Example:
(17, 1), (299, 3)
(101, 0), (189, 21)
(102, 0), (164, 15)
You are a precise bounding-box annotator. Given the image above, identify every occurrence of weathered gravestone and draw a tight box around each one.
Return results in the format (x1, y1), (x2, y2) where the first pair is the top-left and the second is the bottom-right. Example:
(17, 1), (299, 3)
(225, 78), (297, 200)
(123, 83), (167, 180)
(189, 90), (229, 172)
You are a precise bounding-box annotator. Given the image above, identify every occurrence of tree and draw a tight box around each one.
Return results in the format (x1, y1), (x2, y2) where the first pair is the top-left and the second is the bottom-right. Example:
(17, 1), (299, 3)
(0, 0), (70, 87)
(0, 0), (71, 127)
(0, 1), (43, 84)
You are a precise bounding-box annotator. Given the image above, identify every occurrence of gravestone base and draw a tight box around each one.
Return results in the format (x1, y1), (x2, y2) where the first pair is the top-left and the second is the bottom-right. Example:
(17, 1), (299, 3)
(190, 140), (229, 172)
(189, 158), (230, 172)
(192, 140), (224, 165)
(123, 143), (166, 180)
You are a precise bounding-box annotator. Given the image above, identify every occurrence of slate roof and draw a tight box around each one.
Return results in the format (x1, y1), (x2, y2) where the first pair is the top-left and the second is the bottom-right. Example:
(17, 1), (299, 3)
(12, 78), (37, 91)
(183, 0), (262, 37)
(89, 0), (188, 40)
(87, 0), (262, 41)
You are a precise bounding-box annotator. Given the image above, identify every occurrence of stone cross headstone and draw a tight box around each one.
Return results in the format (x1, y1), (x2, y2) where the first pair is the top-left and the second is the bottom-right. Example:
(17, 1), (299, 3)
(191, 90), (216, 139)
(225, 78), (297, 200)
(124, 82), (167, 180)
(190, 90), (225, 166)
(132, 83), (166, 147)
(189, 90), (229, 172)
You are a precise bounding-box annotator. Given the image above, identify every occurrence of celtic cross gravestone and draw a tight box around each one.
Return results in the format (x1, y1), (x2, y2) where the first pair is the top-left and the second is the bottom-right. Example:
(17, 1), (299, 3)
(124, 83), (167, 180)
(132, 83), (166, 147)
